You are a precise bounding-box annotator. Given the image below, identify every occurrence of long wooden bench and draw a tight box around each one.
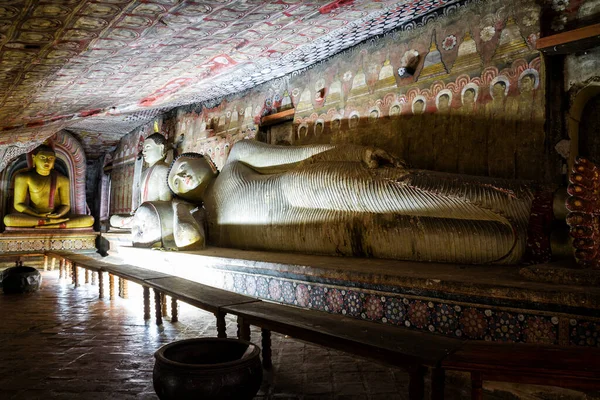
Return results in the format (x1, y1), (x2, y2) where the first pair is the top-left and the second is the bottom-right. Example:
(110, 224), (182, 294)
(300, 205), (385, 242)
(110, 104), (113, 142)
(44, 251), (600, 400)
(44, 251), (461, 399)
(442, 341), (600, 399)
(225, 300), (462, 400)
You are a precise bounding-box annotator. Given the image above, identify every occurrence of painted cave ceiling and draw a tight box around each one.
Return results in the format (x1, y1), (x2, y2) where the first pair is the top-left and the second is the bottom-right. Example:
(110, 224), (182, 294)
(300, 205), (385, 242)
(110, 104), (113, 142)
(1, 0), (474, 161)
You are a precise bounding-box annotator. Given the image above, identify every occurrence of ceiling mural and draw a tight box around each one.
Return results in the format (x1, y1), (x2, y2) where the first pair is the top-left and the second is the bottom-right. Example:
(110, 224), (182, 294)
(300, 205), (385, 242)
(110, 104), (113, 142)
(0, 0), (472, 163)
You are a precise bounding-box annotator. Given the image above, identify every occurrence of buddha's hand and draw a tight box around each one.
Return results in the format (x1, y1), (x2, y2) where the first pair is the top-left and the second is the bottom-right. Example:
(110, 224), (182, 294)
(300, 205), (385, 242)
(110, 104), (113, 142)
(45, 213), (66, 219)
(363, 148), (407, 169)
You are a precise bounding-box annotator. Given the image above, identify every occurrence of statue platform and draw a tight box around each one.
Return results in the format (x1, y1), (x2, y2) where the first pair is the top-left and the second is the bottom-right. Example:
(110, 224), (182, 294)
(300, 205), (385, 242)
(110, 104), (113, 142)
(0, 228), (97, 254)
(104, 244), (600, 348)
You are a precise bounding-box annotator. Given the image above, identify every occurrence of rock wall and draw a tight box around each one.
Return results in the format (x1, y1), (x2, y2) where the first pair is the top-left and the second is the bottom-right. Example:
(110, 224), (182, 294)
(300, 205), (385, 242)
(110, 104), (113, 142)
(110, 0), (552, 214)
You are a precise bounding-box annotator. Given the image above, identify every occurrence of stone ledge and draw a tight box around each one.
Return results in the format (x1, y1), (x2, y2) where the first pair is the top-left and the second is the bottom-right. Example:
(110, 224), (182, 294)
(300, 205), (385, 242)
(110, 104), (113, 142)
(0, 230), (98, 253)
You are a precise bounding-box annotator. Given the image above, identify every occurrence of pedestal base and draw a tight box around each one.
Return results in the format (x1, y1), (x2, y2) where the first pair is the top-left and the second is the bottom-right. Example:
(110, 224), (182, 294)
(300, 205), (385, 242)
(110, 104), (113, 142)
(0, 229), (97, 253)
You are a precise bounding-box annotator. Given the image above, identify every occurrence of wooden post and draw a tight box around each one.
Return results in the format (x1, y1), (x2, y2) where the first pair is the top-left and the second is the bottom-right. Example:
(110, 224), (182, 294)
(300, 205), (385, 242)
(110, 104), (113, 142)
(143, 287), (151, 320)
(43, 255), (48, 271)
(431, 367), (445, 400)
(118, 278), (123, 298)
(261, 329), (272, 369)
(471, 372), (483, 400)
(109, 274), (115, 300)
(98, 272), (104, 299)
(154, 289), (163, 325)
(171, 297), (178, 322)
(58, 259), (64, 279)
(72, 263), (79, 288)
(84, 269), (90, 284)
(91, 271), (97, 286)
(237, 316), (251, 341)
(216, 312), (227, 338)
(408, 365), (425, 400)
(161, 293), (168, 317)
(50, 257), (55, 271)
(122, 279), (129, 299)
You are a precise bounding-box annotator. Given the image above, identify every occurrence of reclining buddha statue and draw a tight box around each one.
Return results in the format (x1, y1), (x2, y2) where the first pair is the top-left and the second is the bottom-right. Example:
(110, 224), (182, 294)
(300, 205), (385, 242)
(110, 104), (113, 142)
(4, 145), (94, 229)
(152, 140), (556, 265)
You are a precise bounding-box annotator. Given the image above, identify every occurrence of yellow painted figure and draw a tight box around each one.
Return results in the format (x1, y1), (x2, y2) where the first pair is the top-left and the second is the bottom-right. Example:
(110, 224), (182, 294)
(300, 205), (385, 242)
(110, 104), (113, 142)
(4, 145), (94, 229)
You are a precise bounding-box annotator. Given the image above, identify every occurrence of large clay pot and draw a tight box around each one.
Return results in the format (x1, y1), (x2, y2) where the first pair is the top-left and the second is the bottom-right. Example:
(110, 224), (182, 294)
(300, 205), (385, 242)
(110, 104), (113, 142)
(153, 338), (263, 400)
(1, 266), (42, 294)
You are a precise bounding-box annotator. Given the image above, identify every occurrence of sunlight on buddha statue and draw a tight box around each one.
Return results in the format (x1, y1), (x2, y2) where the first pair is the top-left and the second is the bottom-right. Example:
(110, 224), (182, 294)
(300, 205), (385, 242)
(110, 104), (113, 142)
(109, 132), (204, 250)
(4, 145), (94, 229)
(109, 133), (172, 229)
(162, 140), (555, 265)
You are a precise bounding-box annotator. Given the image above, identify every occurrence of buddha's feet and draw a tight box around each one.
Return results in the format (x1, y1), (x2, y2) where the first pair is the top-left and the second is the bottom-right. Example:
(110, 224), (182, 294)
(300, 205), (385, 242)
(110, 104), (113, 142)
(34, 218), (70, 228)
(566, 157), (600, 269)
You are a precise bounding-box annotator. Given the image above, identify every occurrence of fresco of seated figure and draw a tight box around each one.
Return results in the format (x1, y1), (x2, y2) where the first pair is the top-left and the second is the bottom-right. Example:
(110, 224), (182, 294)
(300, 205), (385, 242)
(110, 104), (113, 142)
(163, 140), (554, 265)
(4, 145), (94, 229)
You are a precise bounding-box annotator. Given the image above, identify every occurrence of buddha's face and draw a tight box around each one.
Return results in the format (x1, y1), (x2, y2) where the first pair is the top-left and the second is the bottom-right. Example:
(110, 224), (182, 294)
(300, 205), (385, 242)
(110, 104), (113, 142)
(463, 89), (475, 105)
(492, 82), (506, 99)
(142, 138), (165, 166)
(438, 95), (450, 112)
(521, 75), (534, 93)
(413, 100), (424, 114)
(168, 155), (217, 202)
(32, 151), (56, 176)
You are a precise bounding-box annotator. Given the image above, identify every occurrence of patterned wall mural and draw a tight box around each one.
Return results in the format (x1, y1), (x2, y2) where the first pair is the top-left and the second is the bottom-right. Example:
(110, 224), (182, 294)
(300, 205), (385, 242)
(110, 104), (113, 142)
(0, 0), (482, 170)
(174, 0), (545, 178)
(106, 0), (550, 217)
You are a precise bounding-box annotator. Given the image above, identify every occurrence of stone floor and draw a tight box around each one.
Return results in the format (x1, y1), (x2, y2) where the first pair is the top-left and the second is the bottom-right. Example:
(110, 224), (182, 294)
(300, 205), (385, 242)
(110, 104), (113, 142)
(0, 270), (584, 400)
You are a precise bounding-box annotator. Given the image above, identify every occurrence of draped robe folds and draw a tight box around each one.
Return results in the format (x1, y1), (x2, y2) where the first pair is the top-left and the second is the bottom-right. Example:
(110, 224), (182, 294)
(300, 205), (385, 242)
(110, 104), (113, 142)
(203, 141), (537, 265)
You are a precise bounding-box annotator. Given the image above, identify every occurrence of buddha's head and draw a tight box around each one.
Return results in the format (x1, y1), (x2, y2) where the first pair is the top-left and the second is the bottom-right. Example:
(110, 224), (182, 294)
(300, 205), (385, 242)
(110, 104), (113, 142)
(168, 153), (218, 202)
(142, 133), (167, 166)
(463, 88), (476, 105)
(520, 73), (535, 93)
(437, 94), (450, 112)
(491, 81), (506, 99)
(31, 145), (56, 176)
(413, 99), (425, 114)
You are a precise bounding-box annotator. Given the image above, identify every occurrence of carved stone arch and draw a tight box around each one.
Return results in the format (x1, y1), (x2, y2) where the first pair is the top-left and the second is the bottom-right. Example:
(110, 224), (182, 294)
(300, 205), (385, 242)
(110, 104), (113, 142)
(0, 130), (87, 223)
(52, 131), (88, 215)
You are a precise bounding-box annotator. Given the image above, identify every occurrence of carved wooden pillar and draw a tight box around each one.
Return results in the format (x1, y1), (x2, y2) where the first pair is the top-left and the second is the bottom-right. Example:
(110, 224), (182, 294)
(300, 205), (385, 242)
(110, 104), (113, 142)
(143, 287), (151, 320)
(261, 329), (272, 369)
(72, 263), (79, 288)
(51, 257), (56, 271)
(58, 259), (64, 279)
(170, 297), (178, 322)
(84, 269), (90, 285)
(66, 261), (72, 282)
(216, 312), (227, 339)
(408, 365), (426, 400)
(431, 367), (445, 400)
(237, 316), (250, 341)
(154, 289), (163, 325)
(161, 293), (168, 317)
(43, 255), (48, 271)
(91, 271), (97, 286)
(471, 372), (483, 400)
(122, 279), (129, 299)
(109, 274), (115, 300)
(98, 272), (104, 299)
(118, 278), (123, 298)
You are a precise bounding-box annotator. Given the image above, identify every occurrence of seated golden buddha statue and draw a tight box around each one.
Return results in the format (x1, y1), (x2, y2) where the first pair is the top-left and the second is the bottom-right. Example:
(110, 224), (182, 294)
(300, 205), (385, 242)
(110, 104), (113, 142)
(157, 140), (557, 265)
(4, 145), (94, 229)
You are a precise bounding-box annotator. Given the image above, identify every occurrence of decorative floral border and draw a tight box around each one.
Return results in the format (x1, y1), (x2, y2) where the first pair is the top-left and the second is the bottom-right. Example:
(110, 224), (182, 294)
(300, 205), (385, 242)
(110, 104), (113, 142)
(0, 237), (96, 253)
(214, 270), (600, 347)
